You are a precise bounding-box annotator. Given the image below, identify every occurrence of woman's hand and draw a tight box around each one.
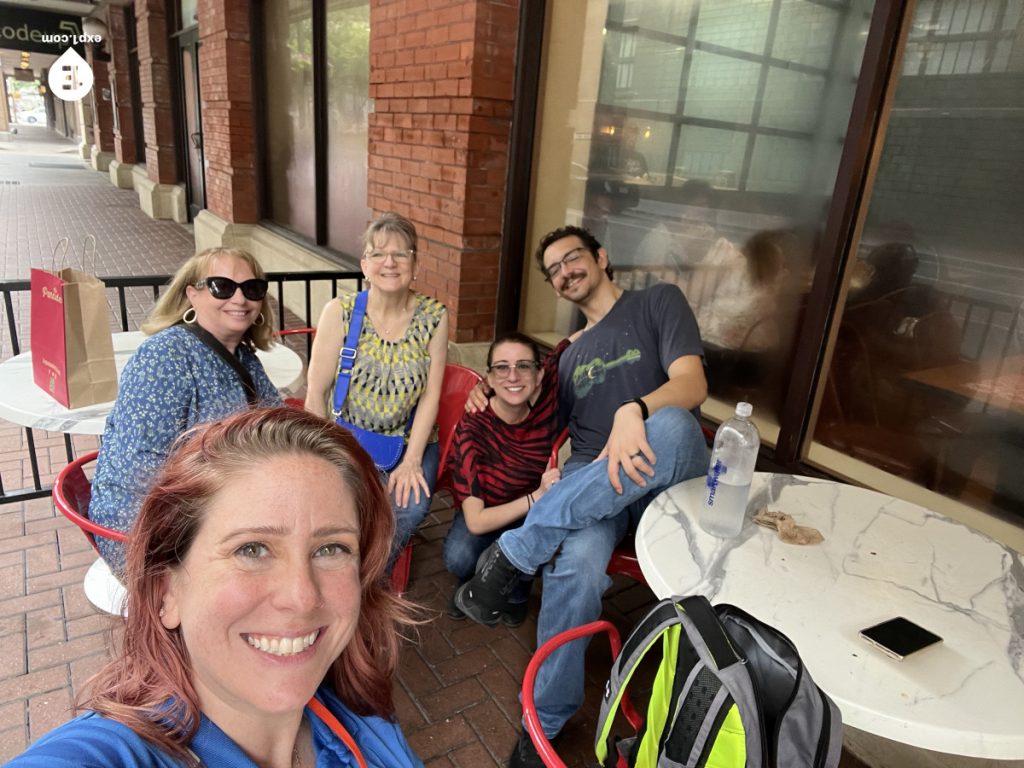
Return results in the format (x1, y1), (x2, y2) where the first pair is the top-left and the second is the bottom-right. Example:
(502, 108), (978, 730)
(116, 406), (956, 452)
(388, 459), (431, 508)
(464, 381), (491, 413)
(534, 467), (561, 501)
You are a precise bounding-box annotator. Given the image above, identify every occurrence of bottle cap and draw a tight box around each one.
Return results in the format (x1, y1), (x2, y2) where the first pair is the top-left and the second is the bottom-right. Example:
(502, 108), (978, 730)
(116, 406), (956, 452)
(735, 402), (753, 418)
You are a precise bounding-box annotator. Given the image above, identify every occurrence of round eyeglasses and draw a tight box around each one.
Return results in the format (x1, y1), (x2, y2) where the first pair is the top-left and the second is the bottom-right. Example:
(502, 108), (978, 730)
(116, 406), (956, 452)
(543, 247), (588, 282)
(487, 361), (541, 379)
(364, 250), (415, 263)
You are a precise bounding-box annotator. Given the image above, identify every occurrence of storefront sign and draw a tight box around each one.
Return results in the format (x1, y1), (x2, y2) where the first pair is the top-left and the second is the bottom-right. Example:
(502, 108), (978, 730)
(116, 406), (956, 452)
(0, 4), (84, 56)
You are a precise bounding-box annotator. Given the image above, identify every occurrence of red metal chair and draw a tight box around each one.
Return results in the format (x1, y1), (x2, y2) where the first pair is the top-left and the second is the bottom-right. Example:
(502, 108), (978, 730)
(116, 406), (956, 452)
(53, 451), (129, 614)
(522, 620), (643, 768)
(390, 363), (483, 593)
(276, 327), (317, 409)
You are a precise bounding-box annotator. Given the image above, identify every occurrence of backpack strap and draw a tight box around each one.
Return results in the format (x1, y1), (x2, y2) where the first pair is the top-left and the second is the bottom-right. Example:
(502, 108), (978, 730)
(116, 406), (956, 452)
(595, 598), (680, 765)
(594, 596), (751, 768)
(678, 594), (743, 671)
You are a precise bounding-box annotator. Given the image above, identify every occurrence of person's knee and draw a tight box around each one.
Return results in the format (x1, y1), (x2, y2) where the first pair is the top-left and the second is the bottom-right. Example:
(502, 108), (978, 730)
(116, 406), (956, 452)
(442, 533), (480, 580)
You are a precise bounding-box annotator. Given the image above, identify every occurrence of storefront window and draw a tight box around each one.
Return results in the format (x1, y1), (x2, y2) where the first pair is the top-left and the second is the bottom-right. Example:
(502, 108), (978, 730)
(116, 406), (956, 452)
(524, 0), (874, 432)
(262, 0), (369, 255)
(814, 0), (1024, 522)
(263, 0), (316, 240)
(325, 0), (370, 253)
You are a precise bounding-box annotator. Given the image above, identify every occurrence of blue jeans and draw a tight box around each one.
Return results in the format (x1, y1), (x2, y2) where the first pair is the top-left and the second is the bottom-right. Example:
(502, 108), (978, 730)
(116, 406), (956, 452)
(388, 441), (439, 567)
(504, 407), (709, 737)
(444, 512), (532, 603)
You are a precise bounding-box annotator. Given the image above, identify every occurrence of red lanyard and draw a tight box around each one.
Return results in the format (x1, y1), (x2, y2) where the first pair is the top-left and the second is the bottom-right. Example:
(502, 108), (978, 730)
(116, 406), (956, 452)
(307, 696), (369, 768)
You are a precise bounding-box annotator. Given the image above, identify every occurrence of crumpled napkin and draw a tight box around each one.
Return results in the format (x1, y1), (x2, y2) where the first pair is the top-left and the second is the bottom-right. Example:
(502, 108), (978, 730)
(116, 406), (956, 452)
(752, 507), (824, 545)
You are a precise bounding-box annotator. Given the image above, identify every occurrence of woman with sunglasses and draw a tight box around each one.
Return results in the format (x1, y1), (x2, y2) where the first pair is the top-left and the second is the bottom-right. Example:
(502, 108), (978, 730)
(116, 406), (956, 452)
(442, 332), (563, 625)
(89, 247), (282, 573)
(306, 213), (448, 567)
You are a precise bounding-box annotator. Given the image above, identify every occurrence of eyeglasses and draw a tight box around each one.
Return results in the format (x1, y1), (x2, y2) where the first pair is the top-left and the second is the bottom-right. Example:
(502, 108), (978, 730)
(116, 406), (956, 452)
(364, 250), (415, 263)
(487, 361), (541, 378)
(194, 277), (269, 301)
(543, 247), (589, 282)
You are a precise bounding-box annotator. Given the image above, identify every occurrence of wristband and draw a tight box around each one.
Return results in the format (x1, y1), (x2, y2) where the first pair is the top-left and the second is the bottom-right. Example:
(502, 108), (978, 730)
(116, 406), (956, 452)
(621, 397), (649, 420)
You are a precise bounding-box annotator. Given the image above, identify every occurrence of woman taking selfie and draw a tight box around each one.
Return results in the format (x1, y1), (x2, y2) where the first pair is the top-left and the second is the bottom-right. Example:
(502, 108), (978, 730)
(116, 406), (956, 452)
(306, 212), (448, 564)
(89, 248), (281, 572)
(11, 407), (422, 767)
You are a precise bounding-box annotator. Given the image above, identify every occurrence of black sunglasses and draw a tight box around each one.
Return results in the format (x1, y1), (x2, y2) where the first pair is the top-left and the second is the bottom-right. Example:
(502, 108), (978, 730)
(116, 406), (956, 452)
(195, 276), (269, 301)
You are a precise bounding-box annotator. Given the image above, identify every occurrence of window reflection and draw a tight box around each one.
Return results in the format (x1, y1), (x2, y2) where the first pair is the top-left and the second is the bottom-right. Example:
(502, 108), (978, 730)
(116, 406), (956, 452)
(536, 0), (872, 424)
(325, 0), (370, 252)
(816, 0), (1024, 520)
(264, 0), (315, 239)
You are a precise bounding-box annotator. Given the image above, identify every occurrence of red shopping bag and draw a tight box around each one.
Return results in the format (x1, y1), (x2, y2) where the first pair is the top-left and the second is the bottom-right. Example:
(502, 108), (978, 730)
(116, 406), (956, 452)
(30, 238), (117, 408)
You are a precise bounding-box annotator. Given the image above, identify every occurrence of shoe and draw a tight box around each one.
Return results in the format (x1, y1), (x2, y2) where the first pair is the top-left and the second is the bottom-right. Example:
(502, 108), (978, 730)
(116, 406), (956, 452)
(501, 600), (529, 628)
(508, 727), (555, 768)
(453, 543), (521, 626)
(447, 589), (466, 621)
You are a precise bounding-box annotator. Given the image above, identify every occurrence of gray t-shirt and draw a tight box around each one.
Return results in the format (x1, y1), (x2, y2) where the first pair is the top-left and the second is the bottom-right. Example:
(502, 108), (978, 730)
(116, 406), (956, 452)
(558, 283), (704, 463)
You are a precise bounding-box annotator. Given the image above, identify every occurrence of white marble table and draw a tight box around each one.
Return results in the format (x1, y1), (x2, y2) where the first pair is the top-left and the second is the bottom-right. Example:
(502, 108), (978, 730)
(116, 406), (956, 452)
(0, 331), (304, 435)
(636, 472), (1024, 760)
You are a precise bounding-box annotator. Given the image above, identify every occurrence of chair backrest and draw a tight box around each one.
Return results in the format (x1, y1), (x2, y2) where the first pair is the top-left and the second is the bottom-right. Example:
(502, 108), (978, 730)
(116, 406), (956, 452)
(277, 327), (317, 409)
(435, 363), (484, 482)
(53, 451), (129, 553)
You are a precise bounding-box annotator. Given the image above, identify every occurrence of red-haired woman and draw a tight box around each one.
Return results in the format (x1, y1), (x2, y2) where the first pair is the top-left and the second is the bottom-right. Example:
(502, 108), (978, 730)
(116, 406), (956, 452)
(10, 407), (422, 768)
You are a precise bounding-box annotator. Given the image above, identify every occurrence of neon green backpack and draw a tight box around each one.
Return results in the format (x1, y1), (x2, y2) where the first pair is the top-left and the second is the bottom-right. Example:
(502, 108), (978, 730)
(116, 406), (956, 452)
(595, 595), (842, 768)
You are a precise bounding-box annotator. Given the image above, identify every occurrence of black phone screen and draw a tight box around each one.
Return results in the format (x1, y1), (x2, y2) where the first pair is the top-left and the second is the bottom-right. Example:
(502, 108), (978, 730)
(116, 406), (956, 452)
(860, 617), (942, 659)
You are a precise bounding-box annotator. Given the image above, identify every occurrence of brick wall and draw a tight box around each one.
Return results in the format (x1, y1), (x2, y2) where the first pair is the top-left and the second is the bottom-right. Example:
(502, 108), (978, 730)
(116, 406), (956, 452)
(135, 0), (177, 183)
(198, 0), (259, 223)
(106, 6), (138, 164)
(368, 0), (520, 342)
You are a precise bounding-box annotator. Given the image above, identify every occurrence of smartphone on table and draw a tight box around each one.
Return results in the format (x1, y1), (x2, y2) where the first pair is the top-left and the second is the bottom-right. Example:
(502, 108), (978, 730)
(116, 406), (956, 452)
(859, 617), (942, 661)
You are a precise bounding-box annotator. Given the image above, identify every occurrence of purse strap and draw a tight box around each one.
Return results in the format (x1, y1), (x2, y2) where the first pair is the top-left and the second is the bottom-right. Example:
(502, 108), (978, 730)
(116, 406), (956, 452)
(331, 290), (367, 419)
(181, 322), (258, 405)
(307, 696), (369, 768)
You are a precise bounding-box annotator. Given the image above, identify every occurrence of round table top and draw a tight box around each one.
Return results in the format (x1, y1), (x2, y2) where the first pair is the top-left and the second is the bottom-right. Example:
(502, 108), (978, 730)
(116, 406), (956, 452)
(635, 472), (1024, 760)
(0, 331), (304, 435)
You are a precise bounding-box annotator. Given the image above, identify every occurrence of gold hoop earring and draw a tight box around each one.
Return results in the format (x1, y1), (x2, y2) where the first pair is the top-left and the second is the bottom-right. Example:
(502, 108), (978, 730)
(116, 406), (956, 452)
(254, 312), (265, 327)
(183, 307), (197, 324)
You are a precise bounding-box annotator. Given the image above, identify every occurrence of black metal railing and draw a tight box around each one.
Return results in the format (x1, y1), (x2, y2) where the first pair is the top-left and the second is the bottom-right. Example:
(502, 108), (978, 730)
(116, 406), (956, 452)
(0, 270), (362, 504)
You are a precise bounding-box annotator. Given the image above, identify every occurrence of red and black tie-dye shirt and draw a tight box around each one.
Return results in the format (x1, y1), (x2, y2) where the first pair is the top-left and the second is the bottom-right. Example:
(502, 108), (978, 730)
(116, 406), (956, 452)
(447, 340), (568, 508)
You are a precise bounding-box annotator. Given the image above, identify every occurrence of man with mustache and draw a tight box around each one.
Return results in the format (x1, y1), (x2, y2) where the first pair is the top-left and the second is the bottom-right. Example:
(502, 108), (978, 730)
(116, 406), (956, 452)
(455, 225), (709, 767)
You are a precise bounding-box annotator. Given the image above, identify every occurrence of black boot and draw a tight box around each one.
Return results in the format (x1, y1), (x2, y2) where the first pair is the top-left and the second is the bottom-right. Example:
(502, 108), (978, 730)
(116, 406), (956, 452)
(453, 542), (521, 626)
(508, 728), (546, 768)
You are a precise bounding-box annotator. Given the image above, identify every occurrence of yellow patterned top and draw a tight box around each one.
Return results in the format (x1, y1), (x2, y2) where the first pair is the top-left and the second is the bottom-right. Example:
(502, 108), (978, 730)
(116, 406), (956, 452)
(332, 292), (446, 438)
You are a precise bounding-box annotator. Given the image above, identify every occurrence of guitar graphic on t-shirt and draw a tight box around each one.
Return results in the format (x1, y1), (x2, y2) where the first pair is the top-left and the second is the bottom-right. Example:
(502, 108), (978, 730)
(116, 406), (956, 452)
(572, 349), (641, 397)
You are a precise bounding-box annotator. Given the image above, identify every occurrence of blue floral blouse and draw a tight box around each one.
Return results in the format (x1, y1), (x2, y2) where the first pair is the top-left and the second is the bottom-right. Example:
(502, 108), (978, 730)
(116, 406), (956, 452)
(89, 325), (281, 571)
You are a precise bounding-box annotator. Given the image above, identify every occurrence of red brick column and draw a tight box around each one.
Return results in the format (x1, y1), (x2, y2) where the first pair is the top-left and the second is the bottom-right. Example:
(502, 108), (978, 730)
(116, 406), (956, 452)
(135, 0), (177, 183)
(106, 6), (138, 164)
(197, 0), (258, 223)
(368, 0), (519, 342)
(87, 52), (115, 153)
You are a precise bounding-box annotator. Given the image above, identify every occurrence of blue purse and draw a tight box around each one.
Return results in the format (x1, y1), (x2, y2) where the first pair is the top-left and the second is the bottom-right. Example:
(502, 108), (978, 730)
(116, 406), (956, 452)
(331, 291), (412, 472)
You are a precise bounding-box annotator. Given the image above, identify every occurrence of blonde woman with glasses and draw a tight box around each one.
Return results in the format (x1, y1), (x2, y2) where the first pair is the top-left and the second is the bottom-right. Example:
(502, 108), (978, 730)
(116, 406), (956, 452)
(306, 212), (448, 567)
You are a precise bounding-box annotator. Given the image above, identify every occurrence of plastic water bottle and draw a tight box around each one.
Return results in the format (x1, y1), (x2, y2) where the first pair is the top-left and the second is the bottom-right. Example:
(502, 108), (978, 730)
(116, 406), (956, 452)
(699, 402), (760, 538)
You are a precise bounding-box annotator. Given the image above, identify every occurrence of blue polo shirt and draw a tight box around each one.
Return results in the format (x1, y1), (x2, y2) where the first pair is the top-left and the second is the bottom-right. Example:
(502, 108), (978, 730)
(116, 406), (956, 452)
(7, 686), (422, 767)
